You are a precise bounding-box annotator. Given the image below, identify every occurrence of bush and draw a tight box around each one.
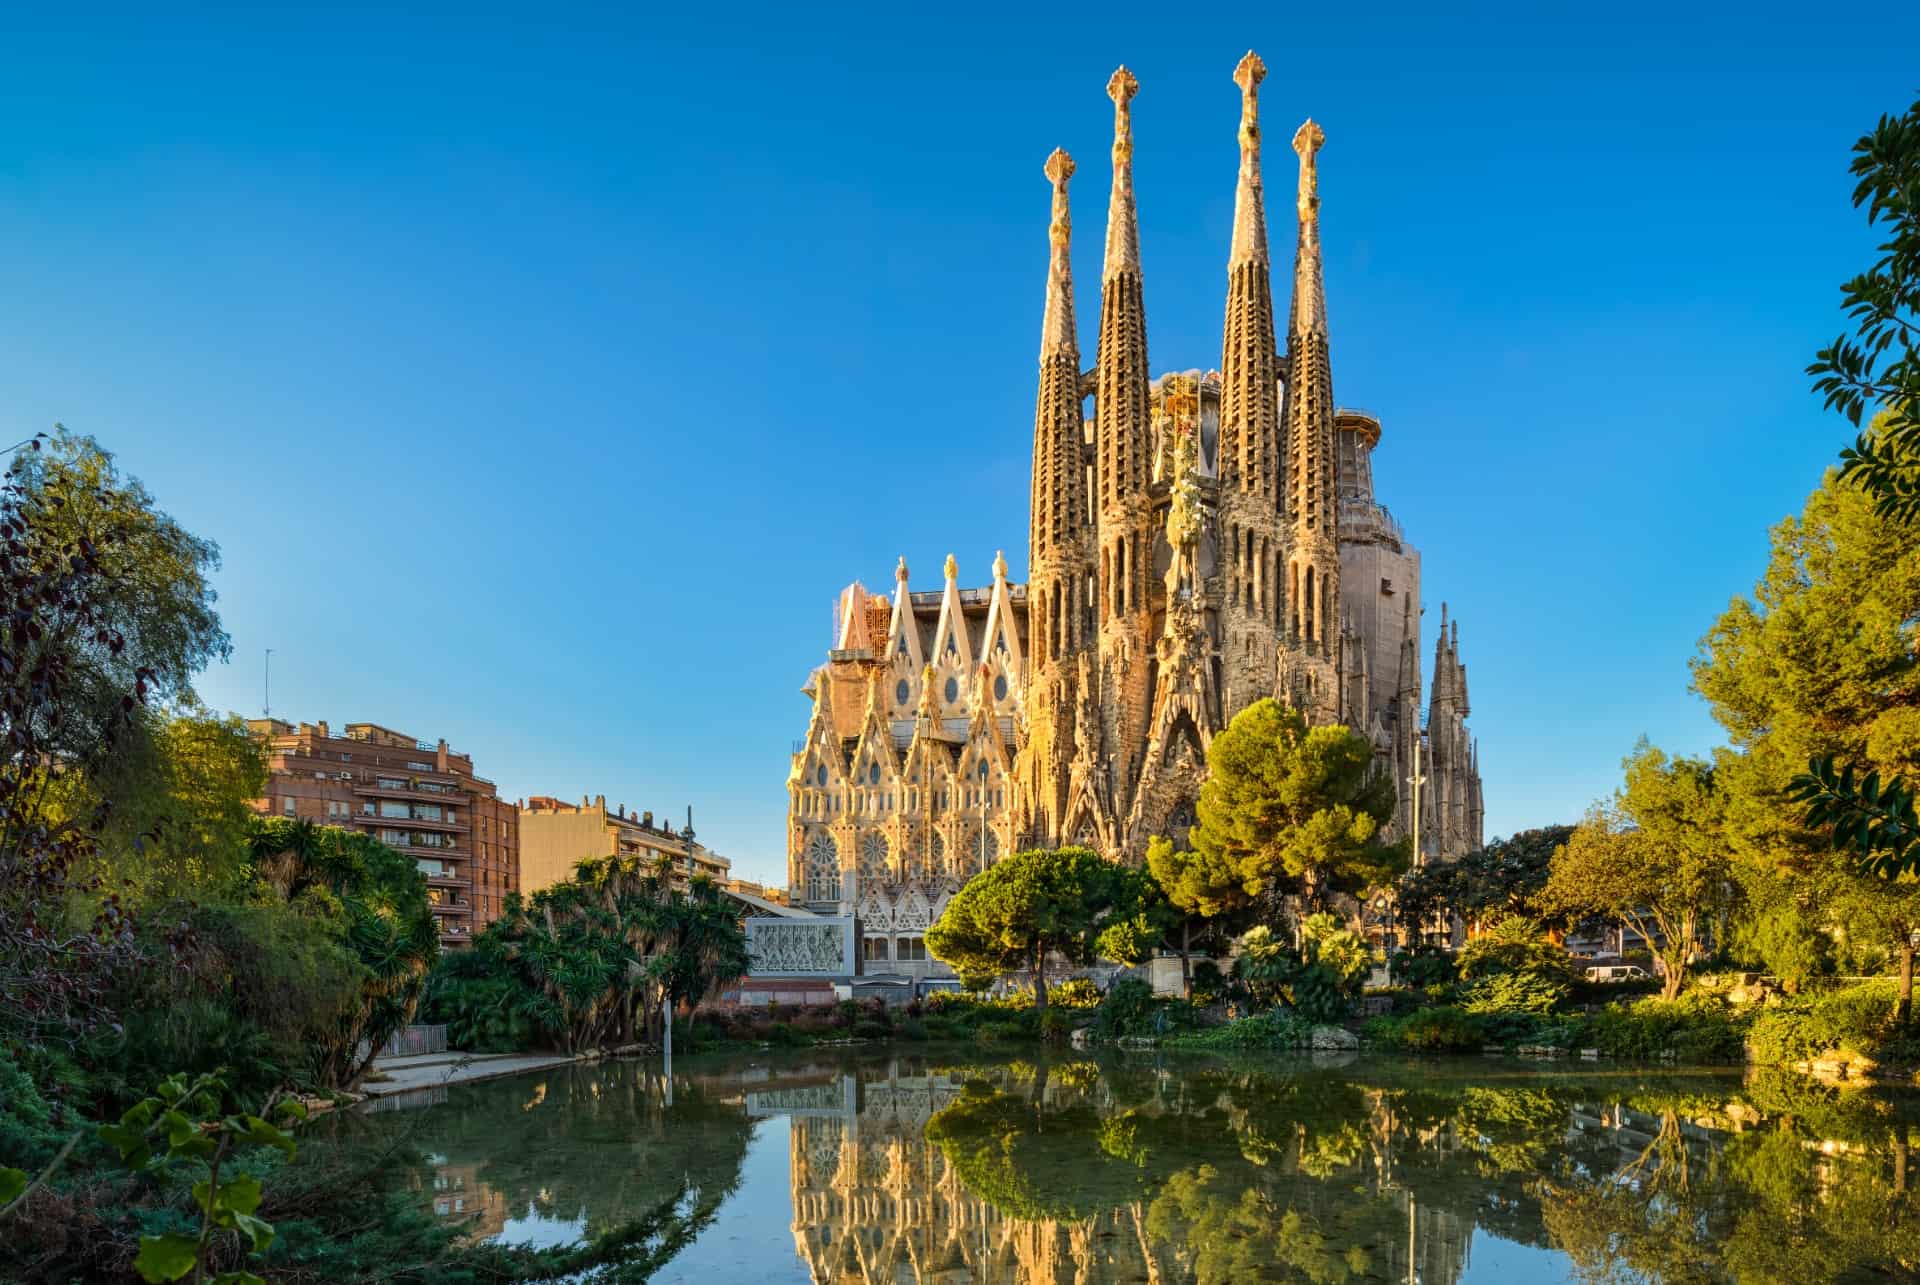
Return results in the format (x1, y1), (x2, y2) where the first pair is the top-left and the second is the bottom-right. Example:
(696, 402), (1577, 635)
(1389, 946), (1456, 989)
(1038, 1010), (1075, 1044)
(1745, 979), (1920, 1065)
(1577, 994), (1745, 1062)
(1092, 978), (1157, 1041)
(1165, 1009), (1313, 1051)
(897, 1018), (929, 1041)
(1190, 961), (1226, 1005)
(852, 1017), (892, 1040)
(1048, 978), (1102, 1009)
(1456, 918), (1576, 991)
(1459, 970), (1565, 1017)
(1366, 1006), (1486, 1053)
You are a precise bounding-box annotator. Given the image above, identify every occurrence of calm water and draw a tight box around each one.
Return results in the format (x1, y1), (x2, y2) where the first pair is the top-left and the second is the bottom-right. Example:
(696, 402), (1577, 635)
(329, 1048), (1920, 1283)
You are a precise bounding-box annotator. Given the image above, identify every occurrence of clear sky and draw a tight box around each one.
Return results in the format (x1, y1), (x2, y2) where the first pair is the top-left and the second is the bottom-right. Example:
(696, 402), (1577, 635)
(3, 3), (1915, 886)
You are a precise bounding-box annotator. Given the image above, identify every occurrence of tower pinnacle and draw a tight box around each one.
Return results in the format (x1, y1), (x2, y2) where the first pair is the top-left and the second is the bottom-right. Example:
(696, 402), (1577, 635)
(1041, 148), (1077, 358)
(1103, 67), (1141, 281)
(1229, 51), (1268, 268)
(1291, 118), (1327, 335)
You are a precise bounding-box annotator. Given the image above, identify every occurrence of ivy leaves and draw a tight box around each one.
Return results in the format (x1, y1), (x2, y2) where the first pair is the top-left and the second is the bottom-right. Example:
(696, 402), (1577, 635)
(96, 1069), (306, 1283)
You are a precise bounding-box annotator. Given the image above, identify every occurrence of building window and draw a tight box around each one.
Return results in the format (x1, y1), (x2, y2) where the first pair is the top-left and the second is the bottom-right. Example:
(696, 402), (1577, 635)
(864, 936), (889, 962)
(282, 797), (296, 815)
(896, 936), (926, 962)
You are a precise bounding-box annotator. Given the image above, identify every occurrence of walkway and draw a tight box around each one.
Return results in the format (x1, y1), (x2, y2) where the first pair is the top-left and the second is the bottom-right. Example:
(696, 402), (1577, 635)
(361, 1050), (580, 1098)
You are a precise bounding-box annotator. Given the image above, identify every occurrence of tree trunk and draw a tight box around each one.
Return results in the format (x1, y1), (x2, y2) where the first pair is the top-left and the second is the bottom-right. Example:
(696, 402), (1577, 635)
(1033, 948), (1048, 1009)
(1661, 963), (1684, 1003)
(1899, 945), (1914, 1026)
(1180, 921), (1193, 1000)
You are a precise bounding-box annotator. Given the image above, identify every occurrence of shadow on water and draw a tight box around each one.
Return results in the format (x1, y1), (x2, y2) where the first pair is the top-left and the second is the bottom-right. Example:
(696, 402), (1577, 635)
(331, 1047), (1920, 1283)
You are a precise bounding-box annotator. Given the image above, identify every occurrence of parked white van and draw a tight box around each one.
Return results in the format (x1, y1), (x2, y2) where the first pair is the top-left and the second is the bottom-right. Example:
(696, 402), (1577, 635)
(1585, 964), (1651, 983)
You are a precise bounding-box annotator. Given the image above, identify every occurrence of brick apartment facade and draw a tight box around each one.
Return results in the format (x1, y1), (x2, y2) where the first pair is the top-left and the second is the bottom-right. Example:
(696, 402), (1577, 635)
(518, 795), (732, 895)
(248, 719), (519, 947)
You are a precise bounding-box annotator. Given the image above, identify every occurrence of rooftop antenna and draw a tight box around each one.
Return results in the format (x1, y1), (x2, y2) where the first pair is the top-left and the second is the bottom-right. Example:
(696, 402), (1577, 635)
(264, 648), (274, 719)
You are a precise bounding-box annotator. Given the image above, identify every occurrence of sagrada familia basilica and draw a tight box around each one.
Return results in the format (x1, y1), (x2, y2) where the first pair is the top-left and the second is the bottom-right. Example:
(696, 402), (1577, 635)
(785, 53), (1484, 939)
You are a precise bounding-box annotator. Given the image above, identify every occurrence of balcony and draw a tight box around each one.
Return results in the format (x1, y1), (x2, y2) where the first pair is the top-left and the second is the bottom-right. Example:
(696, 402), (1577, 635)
(353, 781), (469, 805)
(354, 810), (469, 833)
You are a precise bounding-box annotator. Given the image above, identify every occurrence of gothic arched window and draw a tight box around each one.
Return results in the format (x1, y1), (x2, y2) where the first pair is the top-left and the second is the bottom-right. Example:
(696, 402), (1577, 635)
(859, 832), (889, 882)
(804, 832), (841, 902)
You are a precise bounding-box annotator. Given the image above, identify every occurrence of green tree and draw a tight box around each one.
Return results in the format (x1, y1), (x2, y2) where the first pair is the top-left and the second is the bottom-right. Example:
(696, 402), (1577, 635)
(243, 817), (439, 1084)
(1545, 744), (1730, 1000)
(1188, 699), (1404, 924)
(1807, 95), (1920, 521)
(1144, 835), (1246, 996)
(55, 706), (266, 901)
(925, 846), (1151, 1007)
(6, 429), (228, 765)
(1693, 449), (1920, 1017)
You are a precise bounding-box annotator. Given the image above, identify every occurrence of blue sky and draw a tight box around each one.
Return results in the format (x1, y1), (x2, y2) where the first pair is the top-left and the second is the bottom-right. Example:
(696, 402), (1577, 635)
(3, 3), (1914, 885)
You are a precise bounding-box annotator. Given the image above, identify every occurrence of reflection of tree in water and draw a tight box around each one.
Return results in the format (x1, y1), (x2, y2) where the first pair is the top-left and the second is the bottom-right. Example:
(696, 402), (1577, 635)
(1536, 1070), (1920, 1284)
(338, 1052), (1920, 1284)
(334, 1059), (753, 1278)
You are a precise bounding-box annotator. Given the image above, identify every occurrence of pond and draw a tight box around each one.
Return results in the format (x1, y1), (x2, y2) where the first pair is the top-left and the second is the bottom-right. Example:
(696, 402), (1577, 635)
(330, 1048), (1920, 1283)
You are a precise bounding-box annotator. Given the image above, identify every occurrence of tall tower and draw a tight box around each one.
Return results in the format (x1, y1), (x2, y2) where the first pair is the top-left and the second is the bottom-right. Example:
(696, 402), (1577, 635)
(1094, 66), (1155, 826)
(1020, 148), (1093, 845)
(1283, 117), (1342, 716)
(1216, 51), (1286, 711)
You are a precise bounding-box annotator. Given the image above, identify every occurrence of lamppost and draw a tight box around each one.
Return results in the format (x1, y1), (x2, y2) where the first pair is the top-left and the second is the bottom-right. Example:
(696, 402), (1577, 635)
(664, 805), (696, 1096)
(1406, 736), (1428, 948)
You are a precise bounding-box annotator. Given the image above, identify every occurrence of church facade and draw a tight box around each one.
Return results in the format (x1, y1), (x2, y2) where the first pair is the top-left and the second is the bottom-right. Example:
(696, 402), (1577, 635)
(785, 53), (1484, 957)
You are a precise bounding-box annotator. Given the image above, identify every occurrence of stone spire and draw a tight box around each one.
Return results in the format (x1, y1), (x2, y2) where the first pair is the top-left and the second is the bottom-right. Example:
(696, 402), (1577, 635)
(1102, 67), (1142, 281)
(1218, 51), (1280, 502)
(1095, 66), (1153, 648)
(1284, 116), (1340, 657)
(1228, 51), (1269, 272)
(1030, 149), (1090, 596)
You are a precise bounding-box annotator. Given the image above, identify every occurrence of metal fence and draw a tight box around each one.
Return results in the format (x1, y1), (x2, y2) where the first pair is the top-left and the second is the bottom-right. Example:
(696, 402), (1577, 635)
(380, 1024), (448, 1058)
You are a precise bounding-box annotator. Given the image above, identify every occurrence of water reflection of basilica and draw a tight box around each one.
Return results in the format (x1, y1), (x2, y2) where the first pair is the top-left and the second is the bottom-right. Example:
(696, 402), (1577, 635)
(756, 1063), (1474, 1285)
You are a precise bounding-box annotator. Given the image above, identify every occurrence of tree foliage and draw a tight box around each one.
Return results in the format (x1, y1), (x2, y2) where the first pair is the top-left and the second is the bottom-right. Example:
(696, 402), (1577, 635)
(925, 846), (1152, 1006)
(427, 856), (749, 1053)
(1189, 699), (1404, 917)
(1807, 93), (1920, 522)
(1545, 744), (1729, 1000)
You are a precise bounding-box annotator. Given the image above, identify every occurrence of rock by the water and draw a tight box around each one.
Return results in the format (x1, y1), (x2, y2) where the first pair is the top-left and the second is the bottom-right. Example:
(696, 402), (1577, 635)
(1309, 1025), (1359, 1051)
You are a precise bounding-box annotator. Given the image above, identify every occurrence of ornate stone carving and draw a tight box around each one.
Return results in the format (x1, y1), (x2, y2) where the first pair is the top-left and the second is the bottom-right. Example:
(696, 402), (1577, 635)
(746, 917), (851, 976)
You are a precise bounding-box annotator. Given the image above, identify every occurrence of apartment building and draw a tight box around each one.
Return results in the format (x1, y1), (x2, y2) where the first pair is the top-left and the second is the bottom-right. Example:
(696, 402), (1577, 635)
(248, 719), (519, 947)
(518, 795), (731, 895)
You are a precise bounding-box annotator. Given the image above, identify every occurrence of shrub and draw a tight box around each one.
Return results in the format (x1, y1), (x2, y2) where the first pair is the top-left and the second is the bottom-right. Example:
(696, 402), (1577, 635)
(1456, 918), (1577, 990)
(975, 1020), (1026, 1044)
(1459, 970), (1565, 1017)
(852, 1018), (892, 1040)
(1577, 994), (1745, 1062)
(1092, 978), (1157, 1041)
(1038, 1010), (1074, 1044)
(1165, 1009), (1313, 1051)
(1389, 946), (1456, 989)
(1048, 978), (1102, 1009)
(1744, 979), (1920, 1065)
(897, 1018), (929, 1041)
(1190, 961), (1226, 1005)
(1366, 1006), (1486, 1053)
